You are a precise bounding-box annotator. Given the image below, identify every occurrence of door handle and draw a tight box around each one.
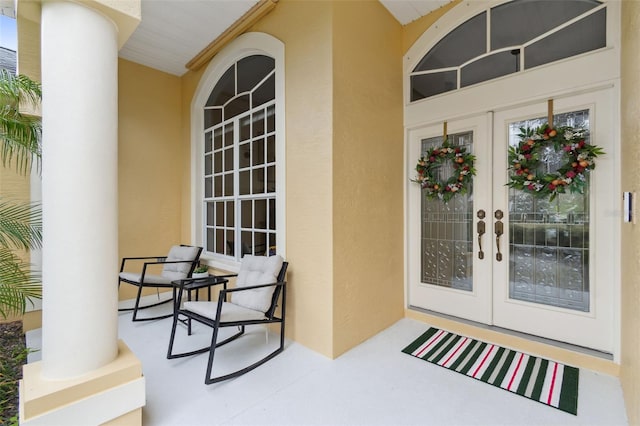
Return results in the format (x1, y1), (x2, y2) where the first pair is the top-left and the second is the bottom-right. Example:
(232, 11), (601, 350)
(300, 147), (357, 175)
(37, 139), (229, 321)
(494, 210), (504, 262)
(476, 210), (486, 259)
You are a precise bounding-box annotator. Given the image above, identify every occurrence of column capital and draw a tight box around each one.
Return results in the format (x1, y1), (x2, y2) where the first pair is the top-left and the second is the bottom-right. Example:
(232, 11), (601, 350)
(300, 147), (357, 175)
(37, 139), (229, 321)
(15, 0), (141, 78)
(18, 0), (140, 48)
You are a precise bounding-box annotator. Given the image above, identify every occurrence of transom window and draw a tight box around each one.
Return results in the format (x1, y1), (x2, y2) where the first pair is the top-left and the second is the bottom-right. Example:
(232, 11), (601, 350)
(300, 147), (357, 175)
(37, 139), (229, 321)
(410, 0), (606, 102)
(203, 55), (276, 260)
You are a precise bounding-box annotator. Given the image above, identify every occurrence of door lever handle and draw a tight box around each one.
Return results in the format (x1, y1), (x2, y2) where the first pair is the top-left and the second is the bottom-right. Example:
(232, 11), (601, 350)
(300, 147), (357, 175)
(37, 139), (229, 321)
(476, 210), (486, 259)
(494, 210), (504, 262)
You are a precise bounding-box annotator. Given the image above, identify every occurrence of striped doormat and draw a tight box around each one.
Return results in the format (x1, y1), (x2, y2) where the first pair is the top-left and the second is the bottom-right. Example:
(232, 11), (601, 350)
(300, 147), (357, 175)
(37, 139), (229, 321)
(402, 327), (579, 415)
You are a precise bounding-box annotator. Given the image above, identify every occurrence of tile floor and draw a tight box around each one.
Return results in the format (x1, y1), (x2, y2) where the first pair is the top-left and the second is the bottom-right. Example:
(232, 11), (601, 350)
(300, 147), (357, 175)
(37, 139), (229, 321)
(27, 309), (628, 426)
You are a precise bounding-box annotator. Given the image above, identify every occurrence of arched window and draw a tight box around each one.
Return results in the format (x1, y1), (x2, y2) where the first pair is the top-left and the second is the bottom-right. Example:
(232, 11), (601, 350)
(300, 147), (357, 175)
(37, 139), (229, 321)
(410, 0), (606, 102)
(192, 33), (285, 268)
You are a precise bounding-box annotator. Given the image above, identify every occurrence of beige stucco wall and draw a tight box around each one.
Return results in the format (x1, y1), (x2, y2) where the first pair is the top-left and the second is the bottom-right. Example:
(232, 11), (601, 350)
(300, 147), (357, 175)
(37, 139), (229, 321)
(246, 0), (335, 357)
(620, 0), (640, 423)
(180, 0), (335, 357)
(331, 0), (404, 357)
(118, 59), (184, 301)
(179, 0), (406, 358)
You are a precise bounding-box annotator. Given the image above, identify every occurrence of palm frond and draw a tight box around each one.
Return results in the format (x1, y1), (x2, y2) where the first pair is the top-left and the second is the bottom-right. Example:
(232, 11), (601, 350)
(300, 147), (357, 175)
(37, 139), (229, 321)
(0, 200), (42, 251)
(0, 69), (41, 109)
(0, 248), (41, 318)
(0, 70), (42, 175)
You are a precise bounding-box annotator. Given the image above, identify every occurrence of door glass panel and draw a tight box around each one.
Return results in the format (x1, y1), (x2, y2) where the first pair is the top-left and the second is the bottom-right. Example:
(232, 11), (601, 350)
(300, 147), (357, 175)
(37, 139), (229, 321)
(413, 12), (486, 72)
(461, 50), (519, 88)
(421, 131), (474, 291)
(490, 0), (601, 50)
(525, 9), (606, 70)
(410, 71), (457, 102)
(508, 110), (590, 312)
(410, 0), (606, 102)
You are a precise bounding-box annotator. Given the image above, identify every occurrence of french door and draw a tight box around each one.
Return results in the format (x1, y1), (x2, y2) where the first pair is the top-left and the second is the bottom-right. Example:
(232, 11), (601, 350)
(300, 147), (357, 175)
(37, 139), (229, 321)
(407, 114), (493, 325)
(407, 89), (616, 353)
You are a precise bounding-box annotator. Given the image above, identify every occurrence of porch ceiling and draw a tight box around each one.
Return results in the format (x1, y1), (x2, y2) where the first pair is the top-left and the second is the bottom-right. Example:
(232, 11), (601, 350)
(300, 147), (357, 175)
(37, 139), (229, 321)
(1, 0), (451, 76)
(120, 0), (451, 76)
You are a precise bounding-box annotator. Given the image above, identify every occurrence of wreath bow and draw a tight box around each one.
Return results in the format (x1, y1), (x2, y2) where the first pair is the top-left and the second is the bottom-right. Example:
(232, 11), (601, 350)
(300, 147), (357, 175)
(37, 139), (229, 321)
(412, 140), (476, 202)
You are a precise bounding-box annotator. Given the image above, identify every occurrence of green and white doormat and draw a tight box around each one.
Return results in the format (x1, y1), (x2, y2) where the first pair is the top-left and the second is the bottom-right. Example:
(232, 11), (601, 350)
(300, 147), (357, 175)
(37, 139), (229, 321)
(402, 328), (579, 415)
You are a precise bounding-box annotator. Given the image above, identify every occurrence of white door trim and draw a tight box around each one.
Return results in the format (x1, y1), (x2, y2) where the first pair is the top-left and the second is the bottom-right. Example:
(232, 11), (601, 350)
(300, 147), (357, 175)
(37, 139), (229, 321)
(403, 0), (621, 361)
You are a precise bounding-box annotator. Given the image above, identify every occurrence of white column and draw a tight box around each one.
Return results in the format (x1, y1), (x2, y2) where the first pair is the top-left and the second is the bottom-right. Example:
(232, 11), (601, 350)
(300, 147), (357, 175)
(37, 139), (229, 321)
(40, 0), (119, 379)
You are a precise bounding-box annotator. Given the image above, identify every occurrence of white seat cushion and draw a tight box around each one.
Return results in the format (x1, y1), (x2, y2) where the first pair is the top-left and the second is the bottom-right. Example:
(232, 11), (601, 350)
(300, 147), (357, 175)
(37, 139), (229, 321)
(183, 301), (266, 323)
(232, 255), (284, 312)
(119, 272), (173, 285)
(161, 245), (201, 280)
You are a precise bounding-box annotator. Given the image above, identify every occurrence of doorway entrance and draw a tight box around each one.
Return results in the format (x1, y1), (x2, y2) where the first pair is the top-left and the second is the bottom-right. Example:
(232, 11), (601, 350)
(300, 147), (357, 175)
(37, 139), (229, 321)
(406, 89), (617, 353)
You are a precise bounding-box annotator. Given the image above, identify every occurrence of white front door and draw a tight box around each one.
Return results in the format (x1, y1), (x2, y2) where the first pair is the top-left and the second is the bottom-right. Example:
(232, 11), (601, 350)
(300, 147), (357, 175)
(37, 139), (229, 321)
(407, 114), (493, 325)
(491, 89), (616, 352)
(407, 88), (617, 353)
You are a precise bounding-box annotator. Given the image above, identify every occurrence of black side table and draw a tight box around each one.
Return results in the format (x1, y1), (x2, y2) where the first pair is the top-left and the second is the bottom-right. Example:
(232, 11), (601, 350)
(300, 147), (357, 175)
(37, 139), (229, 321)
(171, 276), (229, 335)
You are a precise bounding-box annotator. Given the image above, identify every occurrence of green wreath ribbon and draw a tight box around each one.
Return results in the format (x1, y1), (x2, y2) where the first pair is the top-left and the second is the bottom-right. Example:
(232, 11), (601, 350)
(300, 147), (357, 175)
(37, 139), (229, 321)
(412, 140), (476, 202)
(507, 124), (605, 201)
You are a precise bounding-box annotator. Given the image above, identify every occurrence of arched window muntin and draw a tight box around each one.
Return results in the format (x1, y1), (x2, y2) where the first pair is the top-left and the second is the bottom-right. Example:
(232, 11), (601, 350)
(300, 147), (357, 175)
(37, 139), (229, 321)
(191, 33), (286, 272)
(407, 0), (608, 103)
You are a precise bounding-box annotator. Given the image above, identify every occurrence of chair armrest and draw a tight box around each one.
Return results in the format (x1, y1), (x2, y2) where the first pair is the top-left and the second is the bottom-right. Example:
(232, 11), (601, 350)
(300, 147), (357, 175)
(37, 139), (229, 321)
(122, 255), (167, 261)
(120, 255), (167, 272)
(135, 259), (198, 280)
(210, 273), (238, 279)
(219, 281), (284, 295)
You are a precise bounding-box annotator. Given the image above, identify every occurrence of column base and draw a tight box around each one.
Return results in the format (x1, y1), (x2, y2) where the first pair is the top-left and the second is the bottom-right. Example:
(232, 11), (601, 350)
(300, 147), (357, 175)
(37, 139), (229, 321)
(19, 340), (145, 425)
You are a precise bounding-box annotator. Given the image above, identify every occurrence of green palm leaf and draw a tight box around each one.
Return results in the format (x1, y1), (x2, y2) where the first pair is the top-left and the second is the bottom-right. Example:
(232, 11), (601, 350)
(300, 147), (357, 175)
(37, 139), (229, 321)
(0, 248), (41, 318)
(0, 69), (42, 175)
(0, 200), (42, 251)
(0, 70), (43, 318)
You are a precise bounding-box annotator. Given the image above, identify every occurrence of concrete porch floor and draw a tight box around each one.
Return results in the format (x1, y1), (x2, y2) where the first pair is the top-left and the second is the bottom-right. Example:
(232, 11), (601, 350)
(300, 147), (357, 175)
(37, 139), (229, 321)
(26, 308), (627, 425)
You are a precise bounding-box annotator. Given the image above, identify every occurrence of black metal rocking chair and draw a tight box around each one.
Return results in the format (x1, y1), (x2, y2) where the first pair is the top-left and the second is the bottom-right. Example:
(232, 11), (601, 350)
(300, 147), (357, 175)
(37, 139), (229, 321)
(118, 244), (203, 321)
(167, 255), (288, 384)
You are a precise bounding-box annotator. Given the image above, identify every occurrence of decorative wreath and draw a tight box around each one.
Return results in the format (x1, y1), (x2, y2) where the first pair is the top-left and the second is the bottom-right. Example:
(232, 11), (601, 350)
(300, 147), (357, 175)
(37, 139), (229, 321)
(507, 124), (605, 201)
(412, 140), (476, 202)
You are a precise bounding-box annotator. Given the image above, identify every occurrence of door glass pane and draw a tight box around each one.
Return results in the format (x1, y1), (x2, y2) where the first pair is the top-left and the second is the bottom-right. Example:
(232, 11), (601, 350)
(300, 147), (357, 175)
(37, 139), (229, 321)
(525, 9), (606, 70)
(413, 12), (486, 72)
(508, 110), (590, 312)
(410, 71), (457, 102)
(490, 0), (601, 50)
(461, 50), (519, 88)
(410, 0), (606, 102)
(421, 131), (474, 292)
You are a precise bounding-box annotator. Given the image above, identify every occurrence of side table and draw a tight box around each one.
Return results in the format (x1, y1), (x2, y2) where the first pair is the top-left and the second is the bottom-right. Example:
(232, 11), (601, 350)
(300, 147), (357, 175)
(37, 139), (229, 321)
(171, 275), (229, 335)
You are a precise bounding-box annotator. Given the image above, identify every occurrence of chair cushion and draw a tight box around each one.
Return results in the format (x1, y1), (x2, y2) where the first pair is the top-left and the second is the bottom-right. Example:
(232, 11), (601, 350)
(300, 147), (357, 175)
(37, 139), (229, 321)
(183, 301), (267, 322)
(231, 255), (284, 312)
(161, 245), (201, 280)
(119, 272), (173, 285)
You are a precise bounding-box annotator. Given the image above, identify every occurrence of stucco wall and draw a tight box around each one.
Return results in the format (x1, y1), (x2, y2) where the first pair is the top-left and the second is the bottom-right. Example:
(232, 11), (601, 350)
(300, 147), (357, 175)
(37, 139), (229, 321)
(620, 0), (640, 422)
(118, 59), (184, 300)
(181, 0), (336, 357)
(331, 0), (404, 357)
(180, 0), (406, 358)
(248, 0), (335, 357)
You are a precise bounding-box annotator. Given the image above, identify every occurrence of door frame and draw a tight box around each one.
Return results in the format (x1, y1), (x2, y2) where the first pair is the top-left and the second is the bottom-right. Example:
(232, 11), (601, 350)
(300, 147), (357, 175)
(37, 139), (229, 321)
(403, 0), (621, 361)
(406, 114), (493, 325)
(490, 90), (618, 353)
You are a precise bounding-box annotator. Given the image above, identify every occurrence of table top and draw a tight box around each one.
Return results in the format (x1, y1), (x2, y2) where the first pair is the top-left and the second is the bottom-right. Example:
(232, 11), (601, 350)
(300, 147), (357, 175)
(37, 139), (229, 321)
(171, 275), (229, 291)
